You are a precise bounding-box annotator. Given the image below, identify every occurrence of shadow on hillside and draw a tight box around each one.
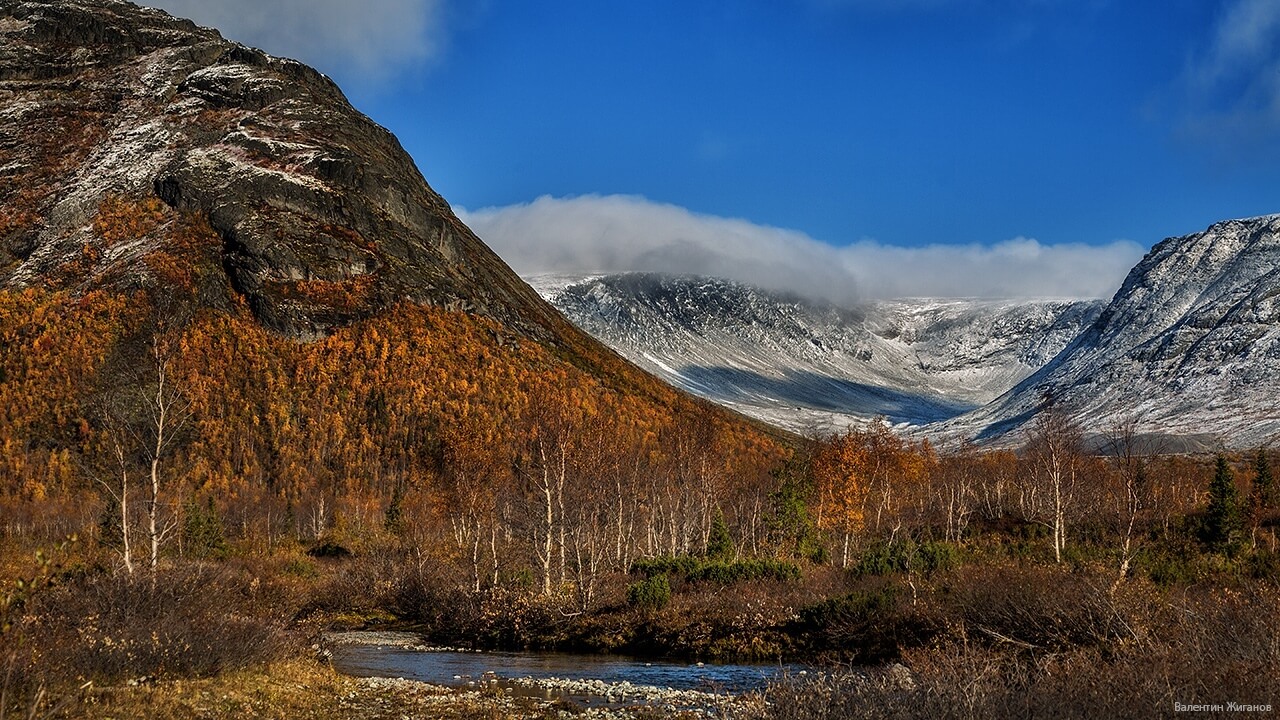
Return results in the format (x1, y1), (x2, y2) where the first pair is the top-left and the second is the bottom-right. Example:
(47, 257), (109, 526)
(675, 365), (976, 425)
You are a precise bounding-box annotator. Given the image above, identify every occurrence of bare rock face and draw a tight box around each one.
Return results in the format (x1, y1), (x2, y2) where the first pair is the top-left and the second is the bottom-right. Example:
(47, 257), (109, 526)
(950, 215), (1280, 448)
(0, 0), (566, 340)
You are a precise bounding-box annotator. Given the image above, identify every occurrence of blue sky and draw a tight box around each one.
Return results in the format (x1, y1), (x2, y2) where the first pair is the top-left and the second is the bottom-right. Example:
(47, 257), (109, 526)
(147, 0), (1280, 299)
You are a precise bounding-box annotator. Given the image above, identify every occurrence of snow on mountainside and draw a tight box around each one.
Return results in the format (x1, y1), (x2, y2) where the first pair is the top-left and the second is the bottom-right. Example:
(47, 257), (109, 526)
(950, 215), (1280, 448)
(530, 273), (1103, 434)
(0, 0), (568, 343)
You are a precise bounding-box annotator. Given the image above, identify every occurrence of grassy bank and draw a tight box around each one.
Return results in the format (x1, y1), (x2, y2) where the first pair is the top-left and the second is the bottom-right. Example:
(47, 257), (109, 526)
(56, 658), (634, 720)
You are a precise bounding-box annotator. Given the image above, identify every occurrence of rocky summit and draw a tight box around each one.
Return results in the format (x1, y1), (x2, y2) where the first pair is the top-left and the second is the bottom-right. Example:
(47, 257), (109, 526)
(0, 0), (567, 340)
(949, 214), (1280, 448)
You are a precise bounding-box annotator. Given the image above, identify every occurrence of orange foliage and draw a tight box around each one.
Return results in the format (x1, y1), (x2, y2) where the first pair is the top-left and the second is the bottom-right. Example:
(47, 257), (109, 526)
(0, 272), (788, 571)
(0, 205), (38, 241)
(812, 431), (871, 540)
(92, 196), (169, 247)
(0, 289), (134, 531)
(811, 420), (935, 564)
(275, 276), (377, 312)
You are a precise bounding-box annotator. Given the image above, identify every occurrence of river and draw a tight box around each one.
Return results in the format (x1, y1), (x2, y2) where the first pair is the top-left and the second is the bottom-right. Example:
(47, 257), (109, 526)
(328, 631), (802, 709)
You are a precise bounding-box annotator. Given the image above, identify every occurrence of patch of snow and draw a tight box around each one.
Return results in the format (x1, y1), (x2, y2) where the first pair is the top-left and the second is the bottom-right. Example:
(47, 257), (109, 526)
(193, 144), (332, 194)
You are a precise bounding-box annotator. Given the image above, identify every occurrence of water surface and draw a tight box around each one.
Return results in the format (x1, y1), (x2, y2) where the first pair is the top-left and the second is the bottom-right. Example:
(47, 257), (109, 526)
(332, 644), (795, 695)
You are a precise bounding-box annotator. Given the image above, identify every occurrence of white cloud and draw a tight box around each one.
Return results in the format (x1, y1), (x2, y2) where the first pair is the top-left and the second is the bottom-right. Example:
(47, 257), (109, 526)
(459, 194), (1145, 302)
(144, 0), (446, 82)
(1179, 0), (1280, 150)
(1193, 0), (1280, 87)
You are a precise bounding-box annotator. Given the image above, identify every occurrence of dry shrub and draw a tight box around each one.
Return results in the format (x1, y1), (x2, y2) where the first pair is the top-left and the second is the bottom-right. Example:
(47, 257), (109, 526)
(948, 564), (1141, 650)
(301, 549), (402, 617)
(1129, 585), (1280, 707)
(745, 663), (960, 720)
(2, 542), (77, 718)
(384, 552), (461, 625)
(388, 581), (575, 651)
(20, 563), (292, 685)
(745, 581), (1279, 720)
(748, 640), (1268, 720)
(368, 549), (573, 649)
(643, 580), (800, 660)
(790, 574), (946, 663)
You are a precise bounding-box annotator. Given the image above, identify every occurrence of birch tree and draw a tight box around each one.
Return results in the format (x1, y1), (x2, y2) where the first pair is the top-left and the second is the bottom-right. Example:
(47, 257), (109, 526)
(98, 326), (191, 573)
(1025, 401), (1084, 564)
(140, 335), (189, 569)
(1101, 418), (1150, 584)
(93, 412), (135, 575)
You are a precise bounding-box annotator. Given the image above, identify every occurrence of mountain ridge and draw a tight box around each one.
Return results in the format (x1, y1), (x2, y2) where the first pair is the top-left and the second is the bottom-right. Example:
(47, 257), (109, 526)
(531, 216), (1280, 449)
(947, 213), (1280, 448)
(530, 272), (1104, 434)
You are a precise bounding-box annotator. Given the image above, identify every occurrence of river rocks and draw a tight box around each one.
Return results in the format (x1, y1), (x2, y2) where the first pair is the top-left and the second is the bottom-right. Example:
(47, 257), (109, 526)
(320, 630), (447, 652)
(509, 675), (738, 714)
(354, 673), (754, 719)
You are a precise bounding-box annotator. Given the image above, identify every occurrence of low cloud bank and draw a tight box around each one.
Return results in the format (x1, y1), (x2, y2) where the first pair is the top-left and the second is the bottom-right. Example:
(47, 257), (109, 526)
(459, 195), (1145, 303)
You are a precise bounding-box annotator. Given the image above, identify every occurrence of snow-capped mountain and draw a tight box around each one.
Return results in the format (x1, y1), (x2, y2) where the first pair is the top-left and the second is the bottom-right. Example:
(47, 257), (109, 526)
(951, 215), (1280, 448)
(529, 273), (1102, 434)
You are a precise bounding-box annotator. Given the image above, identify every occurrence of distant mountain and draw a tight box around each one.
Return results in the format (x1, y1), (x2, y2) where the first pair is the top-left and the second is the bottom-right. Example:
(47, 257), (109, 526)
(950, 215), (1280, 448)
(529, 273), (1103, 434)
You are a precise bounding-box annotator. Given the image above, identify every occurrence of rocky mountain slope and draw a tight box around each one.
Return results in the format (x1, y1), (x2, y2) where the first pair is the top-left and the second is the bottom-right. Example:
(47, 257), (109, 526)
(0, 0), (567, 341)
(0, 0), (787, 501)
(950, 215), (1280, 448)
(530, 273), (1102, 433)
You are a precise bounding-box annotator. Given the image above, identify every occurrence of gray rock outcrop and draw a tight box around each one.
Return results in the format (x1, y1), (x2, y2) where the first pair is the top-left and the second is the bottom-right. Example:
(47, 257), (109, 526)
(0, 0), (568, 341)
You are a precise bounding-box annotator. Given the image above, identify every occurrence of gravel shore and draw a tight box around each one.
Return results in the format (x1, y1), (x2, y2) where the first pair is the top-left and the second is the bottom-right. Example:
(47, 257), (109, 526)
(354, 675), (761, 718)
(321, 629), (484, 652)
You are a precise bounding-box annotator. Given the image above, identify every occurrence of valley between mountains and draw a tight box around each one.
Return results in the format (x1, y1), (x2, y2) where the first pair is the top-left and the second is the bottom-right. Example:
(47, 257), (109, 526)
(530, 213), (1280, 450)
(530, 272), (1103, 436)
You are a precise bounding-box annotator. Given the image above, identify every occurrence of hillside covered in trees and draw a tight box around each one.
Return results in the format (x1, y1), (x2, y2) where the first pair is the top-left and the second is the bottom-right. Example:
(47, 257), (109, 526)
(0, 0), (786, 579)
